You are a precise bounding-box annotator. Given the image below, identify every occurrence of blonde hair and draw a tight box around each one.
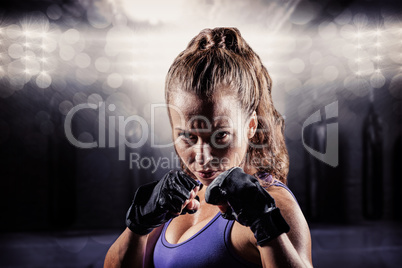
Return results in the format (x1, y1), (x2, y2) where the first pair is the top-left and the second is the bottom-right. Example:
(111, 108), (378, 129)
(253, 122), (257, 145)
(165, 27), (289, 184)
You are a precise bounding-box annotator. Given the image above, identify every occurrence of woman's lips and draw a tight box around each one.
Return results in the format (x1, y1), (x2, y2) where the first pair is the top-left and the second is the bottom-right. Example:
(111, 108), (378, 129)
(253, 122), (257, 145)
(196, 171), (218, 179)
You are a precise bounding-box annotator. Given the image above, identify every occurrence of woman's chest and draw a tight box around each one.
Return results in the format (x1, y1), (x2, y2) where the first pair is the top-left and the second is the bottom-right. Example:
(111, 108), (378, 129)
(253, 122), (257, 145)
(163, 209), (261, 266)
(154, 211), (262, 268)
(165, 207), (219, 244)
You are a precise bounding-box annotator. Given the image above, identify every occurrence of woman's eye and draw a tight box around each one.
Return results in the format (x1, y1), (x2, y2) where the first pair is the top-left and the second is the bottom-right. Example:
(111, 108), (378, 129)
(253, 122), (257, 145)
(213, 131), (231, 145)
(179, 132), (196, 142)
(215, 131), (228, 140)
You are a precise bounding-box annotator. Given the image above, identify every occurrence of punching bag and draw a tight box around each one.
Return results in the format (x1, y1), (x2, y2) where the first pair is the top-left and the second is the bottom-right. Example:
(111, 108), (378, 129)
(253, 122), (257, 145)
(362, 102), (383, 220)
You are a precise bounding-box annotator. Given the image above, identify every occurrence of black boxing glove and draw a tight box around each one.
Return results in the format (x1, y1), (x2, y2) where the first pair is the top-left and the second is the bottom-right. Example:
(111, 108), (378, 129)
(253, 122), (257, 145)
(205, 167), (290, 246)
(126, 170), (199, 235)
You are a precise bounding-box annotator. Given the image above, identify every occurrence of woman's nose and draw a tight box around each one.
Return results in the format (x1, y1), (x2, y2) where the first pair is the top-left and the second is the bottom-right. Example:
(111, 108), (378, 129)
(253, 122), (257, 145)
(194, 142), (213, 165)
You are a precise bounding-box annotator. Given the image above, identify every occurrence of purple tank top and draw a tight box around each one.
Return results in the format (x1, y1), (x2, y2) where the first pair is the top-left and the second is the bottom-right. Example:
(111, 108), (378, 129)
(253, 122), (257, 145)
(153, 174), (296, 268)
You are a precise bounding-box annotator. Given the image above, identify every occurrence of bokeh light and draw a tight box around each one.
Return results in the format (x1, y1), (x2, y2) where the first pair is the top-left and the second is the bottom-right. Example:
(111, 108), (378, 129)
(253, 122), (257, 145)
(0, 0), (400, 151)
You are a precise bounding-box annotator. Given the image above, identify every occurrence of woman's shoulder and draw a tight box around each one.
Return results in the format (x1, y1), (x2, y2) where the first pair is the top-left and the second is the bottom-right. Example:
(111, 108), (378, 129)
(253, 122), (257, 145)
(254, 172), (298, 207)
(267, 184), (299, 214)
(263, 179), (303, 224)
(266, 180), (296, 201)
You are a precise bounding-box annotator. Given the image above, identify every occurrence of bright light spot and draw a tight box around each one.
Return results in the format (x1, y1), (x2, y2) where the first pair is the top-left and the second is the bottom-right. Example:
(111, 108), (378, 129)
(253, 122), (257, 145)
(36, 72), (52, 88)
(8, 43), (24, 59)
(40, 57), (47, 63)
(107, 73), (123, 88)
(356, 71), (361, 76)
(24, 55), (40, 75)
(356, 32), (362, 38)
(289, 58), (305, 74)
(88, 93), (103, 107)
(323, 66), (339, 81)
(121, 0), (185, 24)
(75, 53), (91, 68)
(42, 37), (57, 52)
(375, 30), (382, 36)
(318, 22), (337, 39)
(7, 59), (30, 86)
(340, 24), (356, 39)
(62, 29), (80, 44)
(356, 58), (361, 62)
(104, 25), (136, 57)
(370, 72), (385, 88)
(23, 31), (31, 37)
(95, 57), (111, 72)
(130, 62), (139, 67)
(375, 42), (381, 47)
(6, 24), (22, 39)
(375, 55), (382, 61)
(24, 42), (30, 48)
(87, 5), (113, 29)
(59, 44), (76, 61)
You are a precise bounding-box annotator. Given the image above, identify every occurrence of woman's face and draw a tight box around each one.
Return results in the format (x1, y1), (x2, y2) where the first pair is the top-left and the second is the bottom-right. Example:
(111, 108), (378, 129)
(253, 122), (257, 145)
(169, 88), (257, 186)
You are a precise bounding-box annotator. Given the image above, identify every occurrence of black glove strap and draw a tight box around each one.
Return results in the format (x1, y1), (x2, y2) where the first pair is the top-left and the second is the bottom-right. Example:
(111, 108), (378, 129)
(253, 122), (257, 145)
(126, 181), (159, 235)
(126, 206), (154, 235)
(250, 207), (290, 246)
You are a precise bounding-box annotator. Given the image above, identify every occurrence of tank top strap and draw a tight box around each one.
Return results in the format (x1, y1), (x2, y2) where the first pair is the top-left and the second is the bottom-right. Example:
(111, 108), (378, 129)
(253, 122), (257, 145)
(255, 171), (299, 206)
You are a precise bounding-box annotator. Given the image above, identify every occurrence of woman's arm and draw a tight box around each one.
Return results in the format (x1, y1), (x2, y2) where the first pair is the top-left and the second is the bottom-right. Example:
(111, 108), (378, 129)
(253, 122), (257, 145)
(104, 228), (147, 268)
(104, 225), (163, 268)
(205, 167), (312, 267)
(257, 186), (312, 268)
(104, 170), (199, 268)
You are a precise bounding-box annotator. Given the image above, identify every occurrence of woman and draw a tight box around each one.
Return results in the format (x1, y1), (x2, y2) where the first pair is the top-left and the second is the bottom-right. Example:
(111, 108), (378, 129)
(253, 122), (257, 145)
(105, 27), (312, 268)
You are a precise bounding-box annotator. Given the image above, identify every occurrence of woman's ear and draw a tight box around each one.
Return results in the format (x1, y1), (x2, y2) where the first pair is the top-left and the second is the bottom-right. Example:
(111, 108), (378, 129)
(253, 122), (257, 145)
(247, 111), (257, 139)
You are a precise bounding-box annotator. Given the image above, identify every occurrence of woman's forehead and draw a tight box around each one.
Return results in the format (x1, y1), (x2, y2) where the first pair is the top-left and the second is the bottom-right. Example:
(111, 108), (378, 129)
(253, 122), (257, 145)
(169, 91), (246, 128)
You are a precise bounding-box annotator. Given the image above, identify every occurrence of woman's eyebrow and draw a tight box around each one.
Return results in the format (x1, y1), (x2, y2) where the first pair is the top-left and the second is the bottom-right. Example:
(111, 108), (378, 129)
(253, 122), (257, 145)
(174, 126), (231, 134)
(212, 124), (231, 129)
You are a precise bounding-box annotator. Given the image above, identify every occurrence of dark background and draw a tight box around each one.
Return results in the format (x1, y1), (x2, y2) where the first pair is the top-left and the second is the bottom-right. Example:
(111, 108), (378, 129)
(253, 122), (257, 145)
(0, 0), (401, 267)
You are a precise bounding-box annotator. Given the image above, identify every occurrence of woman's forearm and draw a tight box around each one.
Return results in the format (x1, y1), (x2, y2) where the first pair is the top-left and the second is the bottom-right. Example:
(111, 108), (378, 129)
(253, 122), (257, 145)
(104, 228), (148, 268)
(260, 234), (313, 268)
